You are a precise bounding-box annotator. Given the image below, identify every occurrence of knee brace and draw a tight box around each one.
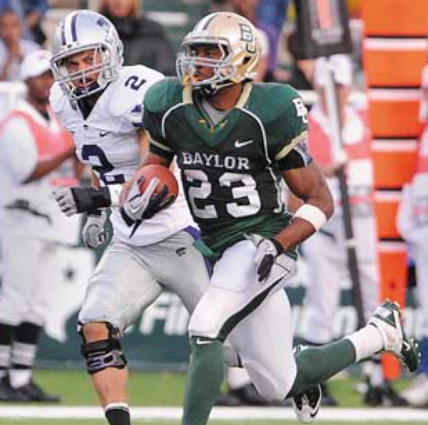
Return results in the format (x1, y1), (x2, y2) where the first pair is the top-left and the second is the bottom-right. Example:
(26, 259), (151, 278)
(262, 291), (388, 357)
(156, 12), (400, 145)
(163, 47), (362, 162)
(79, 323), (127, 375)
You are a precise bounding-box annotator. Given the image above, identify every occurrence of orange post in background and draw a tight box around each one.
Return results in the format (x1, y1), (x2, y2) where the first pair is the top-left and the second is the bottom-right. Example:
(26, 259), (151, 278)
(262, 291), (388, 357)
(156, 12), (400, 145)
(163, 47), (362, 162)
(361, 0), (428, 378)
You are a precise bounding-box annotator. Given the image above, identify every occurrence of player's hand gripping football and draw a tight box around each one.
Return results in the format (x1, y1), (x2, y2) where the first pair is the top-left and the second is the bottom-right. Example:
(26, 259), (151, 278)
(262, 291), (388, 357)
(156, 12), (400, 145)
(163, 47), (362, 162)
(247, 234), (284, 282)
(122, 176), (159, 221)
(121, 175), (175, 236)
(82, 210), (108, 249)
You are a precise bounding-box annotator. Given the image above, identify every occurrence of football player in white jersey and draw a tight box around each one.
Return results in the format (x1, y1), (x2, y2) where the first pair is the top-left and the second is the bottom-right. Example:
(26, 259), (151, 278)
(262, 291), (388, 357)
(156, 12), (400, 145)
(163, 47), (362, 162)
(49, 11), (225, 425)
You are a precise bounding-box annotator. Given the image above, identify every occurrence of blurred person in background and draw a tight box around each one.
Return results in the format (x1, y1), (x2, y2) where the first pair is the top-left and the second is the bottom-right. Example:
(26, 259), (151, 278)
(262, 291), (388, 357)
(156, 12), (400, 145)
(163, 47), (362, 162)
(0, 0), (48, 45)
(0, 8), (40, 81)
(298, 54), (408, 407)
(210, 0), (272, 83)
(256, 0), (290, 81)
(0, 49), (77, 402)
(99, 0), (175, 75)
(281, 29), (313, 90)
(229, 0), (269, 82)
(397, 62), (428, 407)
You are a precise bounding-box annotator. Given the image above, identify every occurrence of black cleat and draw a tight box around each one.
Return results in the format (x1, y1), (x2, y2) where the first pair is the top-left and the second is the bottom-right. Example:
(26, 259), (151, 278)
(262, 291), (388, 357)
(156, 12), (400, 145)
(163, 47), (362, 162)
(15, 381), (61, 403)
(215, 390), (242, 406)
(216, 384), (272, 406)
(364, 380), (409, 407)
(0, 376), (17, 402)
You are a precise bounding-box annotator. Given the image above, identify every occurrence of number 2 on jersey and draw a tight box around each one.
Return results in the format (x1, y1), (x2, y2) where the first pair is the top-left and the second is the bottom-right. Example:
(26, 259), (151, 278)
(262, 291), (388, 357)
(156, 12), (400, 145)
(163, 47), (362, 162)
(125, 75), (146, 91)
(81, 145), (125, 184)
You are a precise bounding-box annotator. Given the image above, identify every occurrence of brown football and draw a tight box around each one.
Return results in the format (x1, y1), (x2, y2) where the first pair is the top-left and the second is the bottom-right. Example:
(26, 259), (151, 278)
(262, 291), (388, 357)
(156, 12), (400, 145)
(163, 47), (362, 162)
(138, 164), (179, 207)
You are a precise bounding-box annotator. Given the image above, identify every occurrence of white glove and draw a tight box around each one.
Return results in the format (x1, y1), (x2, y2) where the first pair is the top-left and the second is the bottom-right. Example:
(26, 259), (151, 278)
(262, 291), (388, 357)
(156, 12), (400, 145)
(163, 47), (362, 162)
(53, 187), (78, 216)
(121, 176), (160, 222)
(82, 211), (108, 249)
(246, 234), (283, 282)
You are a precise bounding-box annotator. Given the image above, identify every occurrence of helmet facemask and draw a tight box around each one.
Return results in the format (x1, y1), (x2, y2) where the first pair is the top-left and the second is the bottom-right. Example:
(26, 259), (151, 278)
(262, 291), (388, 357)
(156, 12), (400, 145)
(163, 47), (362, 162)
(177, 38), (259, 97)
(51, 43), (120, 100)
(177, 38), (238, 96)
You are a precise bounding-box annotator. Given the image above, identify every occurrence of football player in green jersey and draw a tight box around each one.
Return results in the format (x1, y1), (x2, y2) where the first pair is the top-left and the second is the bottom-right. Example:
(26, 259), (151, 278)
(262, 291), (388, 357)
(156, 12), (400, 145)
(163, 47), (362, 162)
(122, 12), (420, 425)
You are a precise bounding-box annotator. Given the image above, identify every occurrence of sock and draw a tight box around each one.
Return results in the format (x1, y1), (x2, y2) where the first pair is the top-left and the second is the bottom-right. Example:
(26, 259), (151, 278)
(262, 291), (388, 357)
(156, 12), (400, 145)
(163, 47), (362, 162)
(0, 323), (16, 379)
(105, 403), (131, 425)
(182, 337), (225, 425)
(288, 339), (356, 397)
(10, 322), (41, 388)
(345, 324), (384, 362)
(228, 367), (251, 390)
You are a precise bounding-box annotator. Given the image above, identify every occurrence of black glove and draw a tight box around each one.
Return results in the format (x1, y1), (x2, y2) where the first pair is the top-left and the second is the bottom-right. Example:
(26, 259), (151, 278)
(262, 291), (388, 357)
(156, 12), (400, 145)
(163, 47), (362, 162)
(248, 234), (284, 282)
(53, 186), (112, 216)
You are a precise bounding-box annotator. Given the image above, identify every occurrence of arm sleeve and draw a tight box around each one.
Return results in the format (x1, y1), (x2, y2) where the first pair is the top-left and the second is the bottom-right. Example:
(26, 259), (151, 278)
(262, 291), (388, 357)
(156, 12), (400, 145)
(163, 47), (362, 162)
(1, 118), (38, 183)
(277, 138), (313, 171)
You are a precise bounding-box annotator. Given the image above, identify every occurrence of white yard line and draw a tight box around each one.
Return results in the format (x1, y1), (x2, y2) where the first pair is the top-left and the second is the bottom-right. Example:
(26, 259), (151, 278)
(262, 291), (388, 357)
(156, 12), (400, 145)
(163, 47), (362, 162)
(0, 406), (427, 421)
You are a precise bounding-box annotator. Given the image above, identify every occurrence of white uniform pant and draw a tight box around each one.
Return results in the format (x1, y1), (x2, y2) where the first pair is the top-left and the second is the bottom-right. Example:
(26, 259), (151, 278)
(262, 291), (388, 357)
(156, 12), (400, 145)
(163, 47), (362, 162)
(302, 213), (380, 344)
(0, 225), (62, 326)
(79, 229), (210, 333)
(188, 240), (297, 403)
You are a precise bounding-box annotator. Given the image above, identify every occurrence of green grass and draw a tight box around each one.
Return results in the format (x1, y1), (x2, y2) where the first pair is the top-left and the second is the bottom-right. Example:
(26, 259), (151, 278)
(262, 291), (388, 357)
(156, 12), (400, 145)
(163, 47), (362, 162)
(30, 370), (410, 407)
(30, 369), (187, 406)
(0, 370), (420, 425)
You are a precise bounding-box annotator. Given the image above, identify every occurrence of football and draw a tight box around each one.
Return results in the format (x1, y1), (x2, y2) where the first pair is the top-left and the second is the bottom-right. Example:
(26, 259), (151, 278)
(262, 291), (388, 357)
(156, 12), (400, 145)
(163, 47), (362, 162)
(137, 164), (179, 207)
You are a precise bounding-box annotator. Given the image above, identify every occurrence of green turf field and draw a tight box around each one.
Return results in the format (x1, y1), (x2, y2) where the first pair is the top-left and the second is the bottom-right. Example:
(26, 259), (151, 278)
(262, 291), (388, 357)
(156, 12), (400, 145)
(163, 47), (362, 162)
(26, 369), (409, 407)
(0, 370), (424, 425)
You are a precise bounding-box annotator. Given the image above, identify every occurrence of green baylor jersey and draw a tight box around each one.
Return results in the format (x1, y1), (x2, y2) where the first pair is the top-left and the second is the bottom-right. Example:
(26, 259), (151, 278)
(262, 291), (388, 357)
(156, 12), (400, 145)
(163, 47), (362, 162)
(143, 78), (308, 258)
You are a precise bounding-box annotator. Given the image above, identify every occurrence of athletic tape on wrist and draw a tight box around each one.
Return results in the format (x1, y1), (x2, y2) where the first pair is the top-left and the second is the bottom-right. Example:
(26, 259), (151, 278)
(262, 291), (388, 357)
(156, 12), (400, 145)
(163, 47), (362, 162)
(293, 204), (327, 231)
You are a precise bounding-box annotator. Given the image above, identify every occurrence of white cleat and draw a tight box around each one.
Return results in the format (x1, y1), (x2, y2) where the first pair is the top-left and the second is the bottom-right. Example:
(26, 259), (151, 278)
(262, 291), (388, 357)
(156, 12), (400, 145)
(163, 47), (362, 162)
(292, 345), (322, 423)
(368, 300), (420, 372)
(292, 384), (322, 424)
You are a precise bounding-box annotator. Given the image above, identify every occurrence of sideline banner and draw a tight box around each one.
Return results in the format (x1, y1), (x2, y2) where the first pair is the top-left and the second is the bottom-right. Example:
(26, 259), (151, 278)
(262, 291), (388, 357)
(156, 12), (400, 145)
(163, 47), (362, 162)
(0, 245), (421, 370)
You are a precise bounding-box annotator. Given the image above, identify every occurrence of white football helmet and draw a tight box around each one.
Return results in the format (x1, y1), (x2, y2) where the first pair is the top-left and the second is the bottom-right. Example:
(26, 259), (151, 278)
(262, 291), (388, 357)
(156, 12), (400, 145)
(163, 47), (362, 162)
(50, 10), (123, 100)
(176, 12), (261, 96)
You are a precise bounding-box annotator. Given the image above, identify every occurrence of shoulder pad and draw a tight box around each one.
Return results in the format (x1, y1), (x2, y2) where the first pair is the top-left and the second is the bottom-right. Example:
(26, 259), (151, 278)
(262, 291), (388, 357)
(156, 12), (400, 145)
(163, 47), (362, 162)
(108, 65), (165, 117)
(144, 77), (182, 114)
(250, 83), (302, 123)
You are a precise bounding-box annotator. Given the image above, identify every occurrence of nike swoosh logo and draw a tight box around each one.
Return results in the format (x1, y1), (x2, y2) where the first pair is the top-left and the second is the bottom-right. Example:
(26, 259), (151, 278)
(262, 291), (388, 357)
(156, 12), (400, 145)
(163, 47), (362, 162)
(402, 341), (412, 352)
(195, 338), (213, 346)
(99, 131), (110, 137)
(234, 139), (254, 148)
(310, 408), (320, 418)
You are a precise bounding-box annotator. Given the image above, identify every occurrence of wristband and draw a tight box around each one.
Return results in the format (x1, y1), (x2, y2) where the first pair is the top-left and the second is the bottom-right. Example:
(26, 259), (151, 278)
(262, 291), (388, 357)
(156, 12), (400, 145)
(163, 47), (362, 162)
(72, 186), (111, 213)
(294, 204), (327, 231)
(270, 238), (284, 254)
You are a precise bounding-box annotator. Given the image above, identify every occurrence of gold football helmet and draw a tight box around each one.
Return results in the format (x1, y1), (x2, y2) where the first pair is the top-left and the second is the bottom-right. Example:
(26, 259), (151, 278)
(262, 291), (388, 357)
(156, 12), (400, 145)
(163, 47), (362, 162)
(176, 12), (261, 95)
